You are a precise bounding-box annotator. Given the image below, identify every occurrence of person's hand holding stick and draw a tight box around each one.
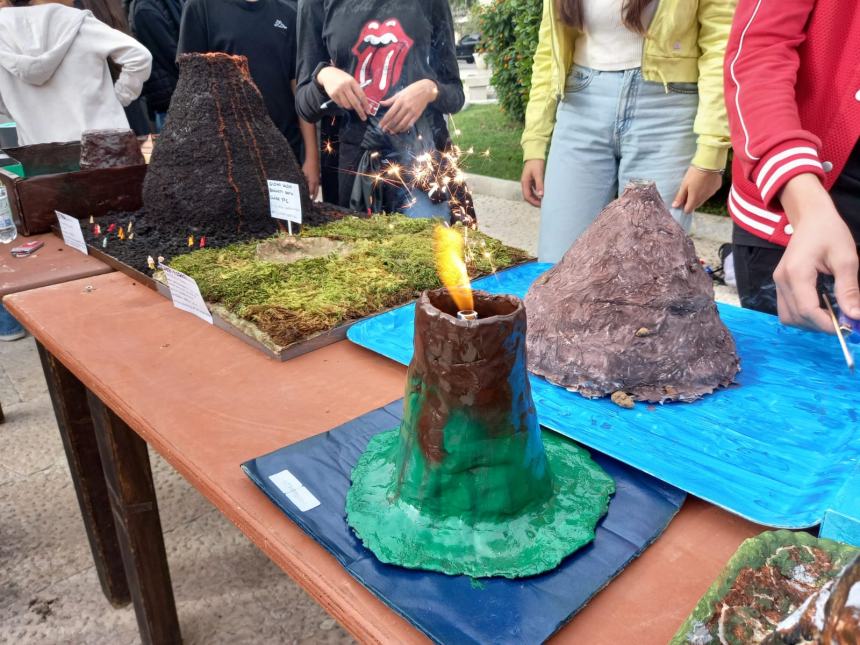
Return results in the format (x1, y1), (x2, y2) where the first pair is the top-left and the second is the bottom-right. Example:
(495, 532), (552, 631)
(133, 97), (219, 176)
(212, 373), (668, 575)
(774, 173), (860, 332)
(316, 67), (372, 121)
(378, 79), (438, 134)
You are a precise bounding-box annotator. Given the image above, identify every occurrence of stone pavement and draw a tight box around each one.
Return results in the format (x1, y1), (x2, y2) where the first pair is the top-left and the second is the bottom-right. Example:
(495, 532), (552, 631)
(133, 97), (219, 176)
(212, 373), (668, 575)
(0, 193), (736, 644)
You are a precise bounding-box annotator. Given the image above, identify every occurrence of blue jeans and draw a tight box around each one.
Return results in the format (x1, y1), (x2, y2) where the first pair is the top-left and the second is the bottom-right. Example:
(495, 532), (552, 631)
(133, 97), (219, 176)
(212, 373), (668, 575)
(539, 65), (699, 262)
(154, 111), (168, 133)
(0, 301), (23, 337)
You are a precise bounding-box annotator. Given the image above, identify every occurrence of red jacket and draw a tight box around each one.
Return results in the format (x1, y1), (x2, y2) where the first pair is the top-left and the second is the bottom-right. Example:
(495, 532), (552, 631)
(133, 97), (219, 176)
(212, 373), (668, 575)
(724, 0), (860, 246)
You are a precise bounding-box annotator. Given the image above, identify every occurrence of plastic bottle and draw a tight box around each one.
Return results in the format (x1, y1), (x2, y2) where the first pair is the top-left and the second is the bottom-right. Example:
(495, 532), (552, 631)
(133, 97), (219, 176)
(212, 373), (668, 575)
(0, 186), (17, 244)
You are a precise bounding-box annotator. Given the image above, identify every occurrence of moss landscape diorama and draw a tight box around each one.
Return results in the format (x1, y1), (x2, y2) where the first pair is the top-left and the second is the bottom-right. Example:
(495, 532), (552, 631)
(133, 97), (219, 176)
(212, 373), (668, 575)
(167, 215), (530, 349)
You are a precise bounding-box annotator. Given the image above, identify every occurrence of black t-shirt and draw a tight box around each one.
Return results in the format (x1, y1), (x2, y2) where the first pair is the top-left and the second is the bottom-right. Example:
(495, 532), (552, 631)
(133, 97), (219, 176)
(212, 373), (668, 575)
(178, 0), (302, 157)
(734, 139), (860, 248)
(294, 0), (464, 147)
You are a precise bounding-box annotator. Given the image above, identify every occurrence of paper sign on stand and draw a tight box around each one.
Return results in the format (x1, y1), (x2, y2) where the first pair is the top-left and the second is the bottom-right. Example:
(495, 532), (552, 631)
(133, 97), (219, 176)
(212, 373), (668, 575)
(159, 264), (214, 325)
(267, 179), (302, 235)
(55, 211), (88, 255)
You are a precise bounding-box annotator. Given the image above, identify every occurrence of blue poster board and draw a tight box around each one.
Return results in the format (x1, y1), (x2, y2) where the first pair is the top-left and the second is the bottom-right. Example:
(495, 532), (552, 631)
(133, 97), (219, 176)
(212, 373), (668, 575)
(242, 401), (685, 644)
(348, 263), (860, 535)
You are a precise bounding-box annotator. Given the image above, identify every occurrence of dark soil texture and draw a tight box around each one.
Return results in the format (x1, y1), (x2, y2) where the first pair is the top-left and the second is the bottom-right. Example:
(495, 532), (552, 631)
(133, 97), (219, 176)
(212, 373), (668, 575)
(143, 53), (312, 239)
(81, 202), (351, 274)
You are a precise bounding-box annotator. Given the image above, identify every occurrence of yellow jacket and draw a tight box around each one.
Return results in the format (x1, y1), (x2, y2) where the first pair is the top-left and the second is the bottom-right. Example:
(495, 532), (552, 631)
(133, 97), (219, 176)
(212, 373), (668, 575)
(521, 0), (736, 170)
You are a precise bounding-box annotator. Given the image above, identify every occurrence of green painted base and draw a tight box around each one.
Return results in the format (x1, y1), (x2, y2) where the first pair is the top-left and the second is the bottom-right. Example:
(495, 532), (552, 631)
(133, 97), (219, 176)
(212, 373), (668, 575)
(346, 429), (615, 579)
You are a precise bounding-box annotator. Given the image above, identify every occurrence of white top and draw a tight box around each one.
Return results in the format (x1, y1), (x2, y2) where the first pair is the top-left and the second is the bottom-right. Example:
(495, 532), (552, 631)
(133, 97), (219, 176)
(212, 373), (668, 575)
(0, 4), (152, 145)
(573, 0), (656, 72)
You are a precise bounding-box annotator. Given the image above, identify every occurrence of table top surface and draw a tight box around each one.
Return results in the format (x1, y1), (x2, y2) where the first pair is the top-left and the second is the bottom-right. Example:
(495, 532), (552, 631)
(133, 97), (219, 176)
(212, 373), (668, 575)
(5, 271), (764, 644)
(0, 233), (111, 297)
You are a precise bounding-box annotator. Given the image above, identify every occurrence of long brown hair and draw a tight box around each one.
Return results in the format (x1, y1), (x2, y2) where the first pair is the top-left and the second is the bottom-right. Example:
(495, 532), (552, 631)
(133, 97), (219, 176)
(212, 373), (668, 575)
(556, 0), (653, 35)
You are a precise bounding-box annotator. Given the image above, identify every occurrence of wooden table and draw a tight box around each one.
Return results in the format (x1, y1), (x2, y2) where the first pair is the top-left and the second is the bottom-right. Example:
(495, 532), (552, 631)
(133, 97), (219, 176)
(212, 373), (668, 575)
(0, 233), (110, 422)
(5, 272), (763, 644)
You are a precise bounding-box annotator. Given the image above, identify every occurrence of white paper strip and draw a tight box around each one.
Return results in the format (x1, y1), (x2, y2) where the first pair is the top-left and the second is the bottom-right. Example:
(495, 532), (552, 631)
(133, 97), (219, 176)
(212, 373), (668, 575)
(159, 264), (214, 325)
(269, 469), (321, 512)
(55, 211), (88, 255)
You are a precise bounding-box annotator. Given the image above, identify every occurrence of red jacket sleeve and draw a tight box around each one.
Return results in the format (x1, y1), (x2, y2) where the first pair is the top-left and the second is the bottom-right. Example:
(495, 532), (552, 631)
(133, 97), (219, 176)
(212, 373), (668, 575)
(724, 0), (826, 208)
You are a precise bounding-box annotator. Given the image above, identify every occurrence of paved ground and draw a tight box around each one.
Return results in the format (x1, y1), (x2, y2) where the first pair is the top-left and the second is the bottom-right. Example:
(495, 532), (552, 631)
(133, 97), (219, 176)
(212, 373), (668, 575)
(0, 193), (736, 644)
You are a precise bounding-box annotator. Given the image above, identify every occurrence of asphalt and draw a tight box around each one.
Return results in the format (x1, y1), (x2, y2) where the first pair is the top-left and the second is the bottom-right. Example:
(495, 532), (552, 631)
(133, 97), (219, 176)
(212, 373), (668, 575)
(0, 192), (737, 644)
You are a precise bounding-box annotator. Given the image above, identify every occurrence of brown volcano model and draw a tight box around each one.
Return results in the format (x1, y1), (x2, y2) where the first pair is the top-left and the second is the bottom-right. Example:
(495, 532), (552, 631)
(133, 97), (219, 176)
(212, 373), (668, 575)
(525, 181), (739, 403)
(143, 53), (311, 237)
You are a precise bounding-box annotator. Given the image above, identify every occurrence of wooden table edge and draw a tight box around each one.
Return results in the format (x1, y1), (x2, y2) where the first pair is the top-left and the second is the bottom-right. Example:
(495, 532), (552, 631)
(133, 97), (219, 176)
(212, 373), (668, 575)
(4, 288), (420, 645)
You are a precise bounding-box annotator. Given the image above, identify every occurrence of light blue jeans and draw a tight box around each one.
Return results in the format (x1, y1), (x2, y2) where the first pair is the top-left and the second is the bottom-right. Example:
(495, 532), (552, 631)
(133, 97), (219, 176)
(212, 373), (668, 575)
(539, 65), (699, 262)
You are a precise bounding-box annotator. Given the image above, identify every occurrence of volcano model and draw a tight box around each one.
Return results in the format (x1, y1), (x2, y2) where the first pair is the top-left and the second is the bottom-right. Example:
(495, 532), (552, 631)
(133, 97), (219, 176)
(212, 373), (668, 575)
(352, 18), (414, 114)
(143, 53), (311, 238)
(346, 289), (615, 578)
(526, 181), (740, 403)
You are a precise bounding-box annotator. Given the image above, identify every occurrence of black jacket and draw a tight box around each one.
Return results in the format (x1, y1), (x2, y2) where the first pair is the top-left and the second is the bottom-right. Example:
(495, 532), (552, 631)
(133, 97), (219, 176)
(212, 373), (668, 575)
(129, 0), (182, 114)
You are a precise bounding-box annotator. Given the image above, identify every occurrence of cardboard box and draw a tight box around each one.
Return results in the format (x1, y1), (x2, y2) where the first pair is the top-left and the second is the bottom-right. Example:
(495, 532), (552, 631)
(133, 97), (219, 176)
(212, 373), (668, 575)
(0, 141), (146, 236)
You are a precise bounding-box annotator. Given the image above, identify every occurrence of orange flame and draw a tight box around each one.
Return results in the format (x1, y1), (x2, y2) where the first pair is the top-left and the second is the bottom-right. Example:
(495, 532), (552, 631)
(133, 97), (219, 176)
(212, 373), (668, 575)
(434, 225), (473, 312)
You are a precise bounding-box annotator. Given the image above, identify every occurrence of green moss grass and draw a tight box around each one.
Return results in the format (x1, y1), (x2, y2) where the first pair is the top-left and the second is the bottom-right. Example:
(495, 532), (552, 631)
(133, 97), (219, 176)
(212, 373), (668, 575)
(169, 215), (531, 347)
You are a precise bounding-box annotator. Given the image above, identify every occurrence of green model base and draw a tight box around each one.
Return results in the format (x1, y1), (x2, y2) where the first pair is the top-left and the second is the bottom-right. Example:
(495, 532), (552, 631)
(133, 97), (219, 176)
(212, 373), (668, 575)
(346, 428), (615, 579)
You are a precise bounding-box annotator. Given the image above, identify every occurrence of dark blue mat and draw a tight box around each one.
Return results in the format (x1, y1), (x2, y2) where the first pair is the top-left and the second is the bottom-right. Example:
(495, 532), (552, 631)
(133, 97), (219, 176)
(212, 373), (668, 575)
(347, 262), (860, 533)
(242, 400), (685, 644)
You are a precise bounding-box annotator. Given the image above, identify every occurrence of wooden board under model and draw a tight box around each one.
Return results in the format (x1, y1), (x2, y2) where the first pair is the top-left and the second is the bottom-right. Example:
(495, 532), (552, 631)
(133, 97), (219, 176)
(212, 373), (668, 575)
(1, 142), (146, 236)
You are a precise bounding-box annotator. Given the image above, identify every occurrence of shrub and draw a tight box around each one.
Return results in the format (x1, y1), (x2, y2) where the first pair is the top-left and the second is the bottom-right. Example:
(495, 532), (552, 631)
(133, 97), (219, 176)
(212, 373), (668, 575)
(477, 0), (543, 123)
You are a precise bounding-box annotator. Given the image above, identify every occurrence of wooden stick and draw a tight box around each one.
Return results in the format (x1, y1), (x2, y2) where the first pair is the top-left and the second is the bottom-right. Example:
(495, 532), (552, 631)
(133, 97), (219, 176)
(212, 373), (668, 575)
(823, 293), (855, 372)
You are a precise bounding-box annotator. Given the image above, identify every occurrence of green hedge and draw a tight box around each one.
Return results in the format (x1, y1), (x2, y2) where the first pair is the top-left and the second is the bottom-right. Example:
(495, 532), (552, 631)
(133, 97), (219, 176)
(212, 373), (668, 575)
(477, 0), (543, 123)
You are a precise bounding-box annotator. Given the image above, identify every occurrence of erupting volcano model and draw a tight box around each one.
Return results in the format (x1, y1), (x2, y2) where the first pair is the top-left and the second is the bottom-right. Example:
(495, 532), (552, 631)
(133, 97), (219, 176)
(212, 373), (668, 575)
(346, 284), (615, 578)
(143, 53), (312, 238)
(526, 181), (740, 403)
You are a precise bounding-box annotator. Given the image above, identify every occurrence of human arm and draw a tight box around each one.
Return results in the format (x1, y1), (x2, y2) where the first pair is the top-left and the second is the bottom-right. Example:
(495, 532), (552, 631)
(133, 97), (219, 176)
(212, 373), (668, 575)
(176, 0), (208, 55)
(82, 15), (152, 105)
(671, 0), (737, 213)
(520, 0), (561, 204)
(292, 79), (320, 198)
(723, 0), (859, 330)
(295, 0), (347, 123)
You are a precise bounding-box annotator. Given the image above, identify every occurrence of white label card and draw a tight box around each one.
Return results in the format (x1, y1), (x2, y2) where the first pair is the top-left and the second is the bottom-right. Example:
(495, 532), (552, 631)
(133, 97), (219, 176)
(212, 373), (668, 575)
(268, 469), (320, 512)
(267, 180), (303, 229)
(55, 211), (88, 255)
(159, 264), (214, 325)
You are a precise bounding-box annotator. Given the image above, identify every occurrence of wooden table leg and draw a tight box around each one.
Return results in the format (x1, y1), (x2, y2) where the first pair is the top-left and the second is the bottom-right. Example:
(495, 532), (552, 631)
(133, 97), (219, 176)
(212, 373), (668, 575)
(0, 399), (4, 424)
(86, 391), (181, 645)
(36, 342), (130, 606)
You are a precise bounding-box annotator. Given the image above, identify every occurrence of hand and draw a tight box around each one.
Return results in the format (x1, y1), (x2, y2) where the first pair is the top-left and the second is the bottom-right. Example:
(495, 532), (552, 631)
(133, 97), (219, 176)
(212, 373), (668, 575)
(672, 166), (723, 214)
(521, 159), (545, 207)
(302, 157), (320, 200)
(774, 173), (860, 332)
(378, 80), (437, 134)
(316, 66), (370, 121)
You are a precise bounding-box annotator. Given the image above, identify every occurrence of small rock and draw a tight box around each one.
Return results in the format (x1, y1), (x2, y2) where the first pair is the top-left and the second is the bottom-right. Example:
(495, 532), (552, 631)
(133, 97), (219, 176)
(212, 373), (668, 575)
(634, 327), (651, 337)
(610, 391), (635, 409)
(319, 618), (336, 631)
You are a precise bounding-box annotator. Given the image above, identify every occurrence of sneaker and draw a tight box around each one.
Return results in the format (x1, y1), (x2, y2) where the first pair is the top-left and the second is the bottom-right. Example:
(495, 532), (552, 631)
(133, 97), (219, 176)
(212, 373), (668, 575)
(0, 328), (25, 342)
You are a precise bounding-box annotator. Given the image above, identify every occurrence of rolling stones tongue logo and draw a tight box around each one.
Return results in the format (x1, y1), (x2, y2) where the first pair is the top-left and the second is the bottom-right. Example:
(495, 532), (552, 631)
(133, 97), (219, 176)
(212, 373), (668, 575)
(352, 18), (414, 116)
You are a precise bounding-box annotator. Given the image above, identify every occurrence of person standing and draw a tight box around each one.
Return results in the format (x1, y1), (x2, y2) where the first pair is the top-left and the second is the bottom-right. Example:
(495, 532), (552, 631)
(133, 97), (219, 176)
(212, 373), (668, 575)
(724, 0), (860, 331)
(294, 0), (466, 219)
(520, 0), (735, 263)
(178, 0), (319, 197)
(0, 0), (151, 146)
(129, 0), (183, 131)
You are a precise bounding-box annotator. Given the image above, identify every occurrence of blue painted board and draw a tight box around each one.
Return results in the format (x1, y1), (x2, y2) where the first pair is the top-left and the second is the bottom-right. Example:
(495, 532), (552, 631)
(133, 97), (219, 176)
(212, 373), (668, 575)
(242, 400), (685, 645)
(347, 263), (860, 532)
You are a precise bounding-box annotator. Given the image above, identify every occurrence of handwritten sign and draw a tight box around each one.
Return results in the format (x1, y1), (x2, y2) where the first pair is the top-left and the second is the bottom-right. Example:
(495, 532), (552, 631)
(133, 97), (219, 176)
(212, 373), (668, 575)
(268, 468), (320, 512)
(55, 211), (88, 255)
(267, 179), (302, 234)
(159, 264), (213, 325)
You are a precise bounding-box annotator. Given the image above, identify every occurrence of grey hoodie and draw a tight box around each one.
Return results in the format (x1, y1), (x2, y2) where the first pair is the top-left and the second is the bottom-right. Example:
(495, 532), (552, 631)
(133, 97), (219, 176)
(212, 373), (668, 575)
(0, 4), (152, 145)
